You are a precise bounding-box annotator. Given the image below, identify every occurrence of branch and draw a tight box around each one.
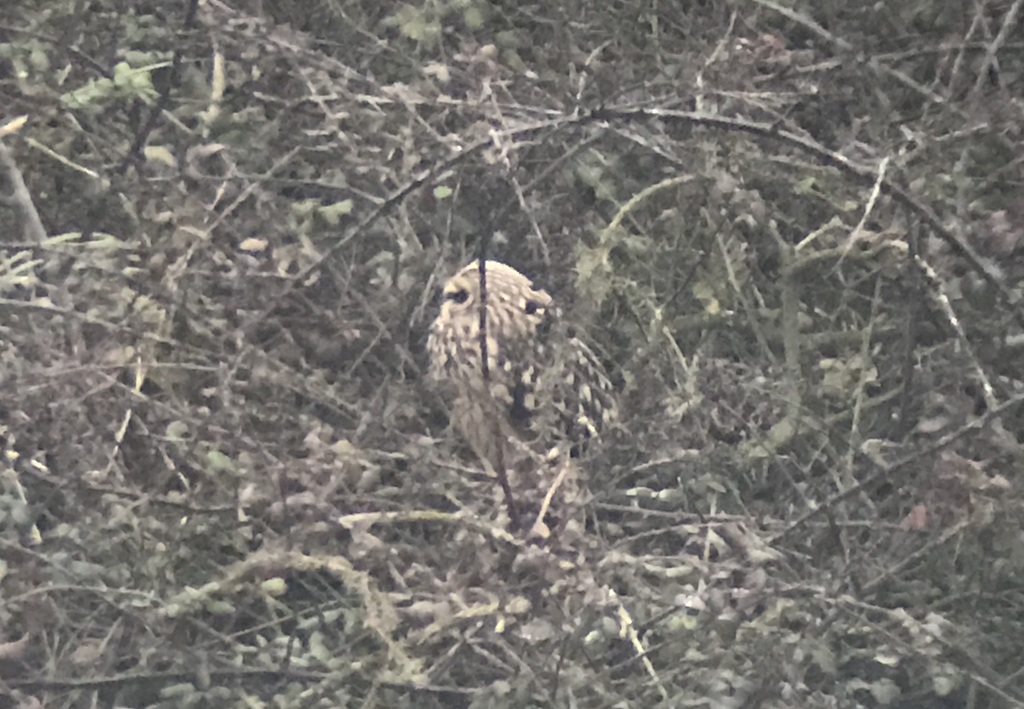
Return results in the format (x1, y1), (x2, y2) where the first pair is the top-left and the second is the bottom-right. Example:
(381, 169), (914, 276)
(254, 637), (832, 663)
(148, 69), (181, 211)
(0, 141), (47, 242)
(591, 107), (1021, 330)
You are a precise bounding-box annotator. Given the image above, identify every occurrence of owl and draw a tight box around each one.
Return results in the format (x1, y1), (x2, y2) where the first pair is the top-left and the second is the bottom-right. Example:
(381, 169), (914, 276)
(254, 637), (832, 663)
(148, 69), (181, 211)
(427, 259), (616, 536)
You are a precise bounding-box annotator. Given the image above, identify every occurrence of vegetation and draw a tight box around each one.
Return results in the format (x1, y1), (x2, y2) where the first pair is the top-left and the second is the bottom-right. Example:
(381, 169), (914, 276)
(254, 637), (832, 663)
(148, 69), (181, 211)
(1, 0), (1023, 706)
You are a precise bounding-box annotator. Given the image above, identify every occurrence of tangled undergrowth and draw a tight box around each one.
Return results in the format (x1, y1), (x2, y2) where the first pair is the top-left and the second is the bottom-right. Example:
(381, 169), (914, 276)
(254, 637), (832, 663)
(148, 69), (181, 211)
(2, 0), (1024, 707)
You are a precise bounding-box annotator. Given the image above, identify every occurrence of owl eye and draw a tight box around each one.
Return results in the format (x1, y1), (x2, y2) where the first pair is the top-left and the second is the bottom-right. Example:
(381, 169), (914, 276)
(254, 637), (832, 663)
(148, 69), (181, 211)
(445, 288), (469, 304)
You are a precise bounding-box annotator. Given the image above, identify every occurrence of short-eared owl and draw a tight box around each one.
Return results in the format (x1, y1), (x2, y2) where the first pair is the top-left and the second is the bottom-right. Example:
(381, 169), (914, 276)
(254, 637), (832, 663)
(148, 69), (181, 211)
(427, 260), (616, 535)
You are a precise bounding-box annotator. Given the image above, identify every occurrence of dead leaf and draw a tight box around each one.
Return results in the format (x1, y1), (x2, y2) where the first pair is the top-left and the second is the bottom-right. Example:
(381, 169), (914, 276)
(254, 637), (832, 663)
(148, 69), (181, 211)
(0, 634), (30, 661)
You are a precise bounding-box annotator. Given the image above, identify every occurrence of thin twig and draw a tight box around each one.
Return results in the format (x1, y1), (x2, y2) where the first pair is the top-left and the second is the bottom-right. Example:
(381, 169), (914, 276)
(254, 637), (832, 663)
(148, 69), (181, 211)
(0, 142), (48, 243)
(774, 391), (1024, 541)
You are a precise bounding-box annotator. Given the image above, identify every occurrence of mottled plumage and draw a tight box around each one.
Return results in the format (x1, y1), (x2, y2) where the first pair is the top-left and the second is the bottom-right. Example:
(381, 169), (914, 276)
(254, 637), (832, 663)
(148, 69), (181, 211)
(427, 260), (616, 536)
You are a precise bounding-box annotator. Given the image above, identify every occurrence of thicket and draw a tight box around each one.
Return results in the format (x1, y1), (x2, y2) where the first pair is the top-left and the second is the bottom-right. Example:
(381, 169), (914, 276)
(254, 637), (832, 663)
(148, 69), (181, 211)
(1, 0), (1023, 707)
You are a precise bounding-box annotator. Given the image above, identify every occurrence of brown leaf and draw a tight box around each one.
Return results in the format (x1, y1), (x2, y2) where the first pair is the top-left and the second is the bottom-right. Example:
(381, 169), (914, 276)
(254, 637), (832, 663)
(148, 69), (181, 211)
(900, 504), (929, 531)
(0, 634), (30, 662)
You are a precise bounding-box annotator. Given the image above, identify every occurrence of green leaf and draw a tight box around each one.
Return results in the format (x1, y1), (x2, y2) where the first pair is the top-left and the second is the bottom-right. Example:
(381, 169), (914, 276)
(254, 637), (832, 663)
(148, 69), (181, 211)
(206, 449), (235, 474)
(317, 199), (354, 225)
(261, 577), (288, 596)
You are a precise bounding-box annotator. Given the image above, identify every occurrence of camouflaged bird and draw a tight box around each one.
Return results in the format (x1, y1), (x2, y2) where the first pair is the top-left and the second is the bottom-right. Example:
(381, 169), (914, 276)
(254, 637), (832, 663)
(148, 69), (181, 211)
(427, 260), (616, 537)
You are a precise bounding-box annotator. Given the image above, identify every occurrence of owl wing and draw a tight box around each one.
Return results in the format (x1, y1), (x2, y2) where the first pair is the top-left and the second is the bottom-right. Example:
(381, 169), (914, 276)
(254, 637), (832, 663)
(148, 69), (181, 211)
(531, 318), (617, 455)
(490, 302), (554, 438)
